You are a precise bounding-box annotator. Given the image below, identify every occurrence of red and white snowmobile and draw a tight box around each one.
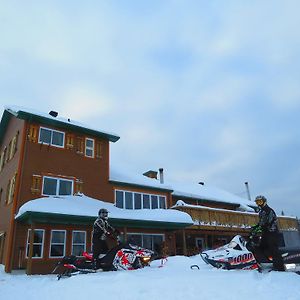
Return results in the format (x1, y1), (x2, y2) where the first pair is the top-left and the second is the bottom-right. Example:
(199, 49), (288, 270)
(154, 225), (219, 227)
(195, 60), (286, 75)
(200, 235), (300, 273)
(53, 242), (155, 279)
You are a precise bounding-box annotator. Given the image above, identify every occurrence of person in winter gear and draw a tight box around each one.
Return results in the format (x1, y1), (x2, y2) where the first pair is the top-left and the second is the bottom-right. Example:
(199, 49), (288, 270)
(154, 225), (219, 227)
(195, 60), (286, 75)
(253, 195), (285, 271)
(92, 208), (119, 262)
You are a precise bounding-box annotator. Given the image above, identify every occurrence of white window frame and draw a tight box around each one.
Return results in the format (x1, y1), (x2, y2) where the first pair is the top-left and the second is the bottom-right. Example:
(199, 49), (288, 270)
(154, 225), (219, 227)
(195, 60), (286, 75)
(25, 229), (45, 259)
(85, 138), (94, 158)
(42, 176), (74, 196)
(38, 126), (65, 148)
(72, 231), (86, 256)
(49, 230), (66, 258)
(115, 189), (166, 210)
(127, 233), (165, 251)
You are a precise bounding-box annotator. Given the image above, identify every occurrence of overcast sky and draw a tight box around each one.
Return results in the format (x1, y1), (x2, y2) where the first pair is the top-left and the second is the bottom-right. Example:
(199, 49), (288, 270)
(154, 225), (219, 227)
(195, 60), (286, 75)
(1, 1), (300, 217)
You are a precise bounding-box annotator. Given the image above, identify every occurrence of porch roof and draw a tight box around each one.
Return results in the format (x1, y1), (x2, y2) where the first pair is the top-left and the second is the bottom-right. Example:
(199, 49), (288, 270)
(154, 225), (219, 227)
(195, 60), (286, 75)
(15, 195), (193, 230)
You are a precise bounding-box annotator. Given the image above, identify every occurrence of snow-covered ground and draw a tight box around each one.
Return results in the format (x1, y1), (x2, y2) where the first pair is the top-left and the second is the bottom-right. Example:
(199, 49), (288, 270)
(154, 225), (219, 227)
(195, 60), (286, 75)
(1, 256), (299, 300)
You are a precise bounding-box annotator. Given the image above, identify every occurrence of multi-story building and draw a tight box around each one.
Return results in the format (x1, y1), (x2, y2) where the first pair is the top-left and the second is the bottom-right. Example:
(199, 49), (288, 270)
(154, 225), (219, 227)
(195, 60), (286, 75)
(0, 106), (298, 274)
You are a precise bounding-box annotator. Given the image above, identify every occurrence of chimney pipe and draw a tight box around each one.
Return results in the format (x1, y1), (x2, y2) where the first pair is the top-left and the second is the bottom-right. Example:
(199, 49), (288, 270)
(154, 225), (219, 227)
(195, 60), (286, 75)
(159, 168), (164, 184)
(245, 182), (251, 201)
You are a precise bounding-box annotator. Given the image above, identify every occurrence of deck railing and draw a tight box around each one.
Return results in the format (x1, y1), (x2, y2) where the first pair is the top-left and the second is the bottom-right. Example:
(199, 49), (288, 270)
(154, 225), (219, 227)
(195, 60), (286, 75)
(174, 206), (299, 232)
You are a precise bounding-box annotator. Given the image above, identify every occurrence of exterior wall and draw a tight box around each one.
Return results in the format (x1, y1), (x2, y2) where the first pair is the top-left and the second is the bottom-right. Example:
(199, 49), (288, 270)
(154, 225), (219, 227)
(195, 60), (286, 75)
(16, 121), (114, 211)
(14, 222), (175, 274)
(0, 117), (25, 264)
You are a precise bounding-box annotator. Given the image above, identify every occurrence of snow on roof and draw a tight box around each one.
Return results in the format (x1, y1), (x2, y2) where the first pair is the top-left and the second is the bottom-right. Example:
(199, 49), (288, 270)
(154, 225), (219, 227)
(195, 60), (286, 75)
(110, 168), (254, 212)
(110, 168), (173, 191)
(171, 181), (255, 212)
(4, 106), (120, 142)
(15, 194), (193, 224)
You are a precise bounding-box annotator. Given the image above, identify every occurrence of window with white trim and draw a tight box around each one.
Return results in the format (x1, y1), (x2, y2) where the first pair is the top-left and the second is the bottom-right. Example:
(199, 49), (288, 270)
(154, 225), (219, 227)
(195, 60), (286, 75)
(26, 229), (45, 258)
(72, 231), (86, 256)
(50, 230), (66, 257)
(127, 233), (164, 252)
(85, 138), (94, 158)
(115, 190), (166, 210)
(39, 127), (65, 148)
(42, 176), (73, 196)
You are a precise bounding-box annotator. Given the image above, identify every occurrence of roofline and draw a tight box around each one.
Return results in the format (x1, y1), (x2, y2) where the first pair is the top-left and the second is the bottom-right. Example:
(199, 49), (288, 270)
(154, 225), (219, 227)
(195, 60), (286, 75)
(172, 194), (241, 208)
(1, 108), (120, 143)
(109, 179), (174, 193)
(15, 211), (192, 229)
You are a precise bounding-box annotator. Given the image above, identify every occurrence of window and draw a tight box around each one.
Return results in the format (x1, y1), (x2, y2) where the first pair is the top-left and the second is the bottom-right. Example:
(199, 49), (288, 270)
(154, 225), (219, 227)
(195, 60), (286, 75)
(39, 127), (65, 148)
(42, 176), (73, 196)
(115, 190), (166, 210)
(85, 138), (94, 158)
(26, 229), (45, 258)
(127, 233), (164, 252)
(50, 230), (66, 257)
(72, 231), (86, 256)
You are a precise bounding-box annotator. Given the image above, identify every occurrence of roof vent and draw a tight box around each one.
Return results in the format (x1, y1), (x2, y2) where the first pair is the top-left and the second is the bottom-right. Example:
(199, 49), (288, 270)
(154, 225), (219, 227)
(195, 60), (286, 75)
(49, 111), (58, 118)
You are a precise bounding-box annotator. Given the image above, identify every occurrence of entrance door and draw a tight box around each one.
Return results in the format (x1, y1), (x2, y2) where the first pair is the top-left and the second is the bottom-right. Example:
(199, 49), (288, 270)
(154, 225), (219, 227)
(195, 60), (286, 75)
(195, 237), (204, 252)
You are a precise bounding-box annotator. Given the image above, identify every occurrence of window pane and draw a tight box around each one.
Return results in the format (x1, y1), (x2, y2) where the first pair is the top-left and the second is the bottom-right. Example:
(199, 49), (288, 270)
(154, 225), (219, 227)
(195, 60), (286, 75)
(134, 193), (142, 209)
(43, 177), (57, 195)
(52, 131), (64, 146)
(39, 128), (51, 144)
(59, 180), (72, 195)
(128, 234), (142, 247)
(116, 191), (123, 208)
(86, 149), (93, 157)
(73, 232), (85, 244)
(125, 192), (133, 209)
(26, 245), (43, 258)
(51, 231), (65, 243)
(159, 196), (166, 209)
(151, 195), (158, 209)
(51, 245), (64, 257)
(143, 235), (152, 250)
(153, 235), (163, 253)
(143, 194), (150, 209)
(34, 230), (44, 243)
(86, 139), (94, 148)
(72, 245), (84, 256)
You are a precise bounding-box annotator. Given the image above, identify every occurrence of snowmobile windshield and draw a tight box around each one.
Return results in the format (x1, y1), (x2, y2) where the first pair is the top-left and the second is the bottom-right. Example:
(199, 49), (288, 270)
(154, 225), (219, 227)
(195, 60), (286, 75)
(228, 241), (238, 249)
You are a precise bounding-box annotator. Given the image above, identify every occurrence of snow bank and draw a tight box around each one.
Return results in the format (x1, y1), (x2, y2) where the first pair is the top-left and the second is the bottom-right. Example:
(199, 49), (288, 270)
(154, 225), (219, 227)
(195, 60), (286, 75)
(1, 256), (300, 300)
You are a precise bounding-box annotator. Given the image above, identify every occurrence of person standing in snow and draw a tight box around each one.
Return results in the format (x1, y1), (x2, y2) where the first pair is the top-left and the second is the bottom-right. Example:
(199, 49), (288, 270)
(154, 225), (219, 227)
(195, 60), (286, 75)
(92, 208), (119, 262)
(253, 195), (285, 271)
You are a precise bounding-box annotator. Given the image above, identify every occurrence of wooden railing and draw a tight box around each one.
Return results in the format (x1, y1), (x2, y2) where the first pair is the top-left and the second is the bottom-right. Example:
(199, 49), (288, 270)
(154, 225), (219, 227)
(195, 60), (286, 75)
(174, 206), (299, 231)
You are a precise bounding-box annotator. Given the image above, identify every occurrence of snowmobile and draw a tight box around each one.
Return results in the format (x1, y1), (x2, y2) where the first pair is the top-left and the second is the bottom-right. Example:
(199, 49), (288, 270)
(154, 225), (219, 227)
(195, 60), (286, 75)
(200, 234), (300, 273)
(53, 241), (155, 279)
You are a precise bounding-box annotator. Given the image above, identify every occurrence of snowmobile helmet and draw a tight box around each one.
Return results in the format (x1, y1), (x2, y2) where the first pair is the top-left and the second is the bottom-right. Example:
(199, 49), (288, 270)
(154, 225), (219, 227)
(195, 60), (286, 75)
(255, 195), (267, 207)
(98, 208), (108, 220)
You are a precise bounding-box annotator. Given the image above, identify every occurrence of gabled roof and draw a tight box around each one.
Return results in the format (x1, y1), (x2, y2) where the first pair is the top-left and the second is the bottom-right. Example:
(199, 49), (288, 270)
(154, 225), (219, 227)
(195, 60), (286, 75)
(0, 106), (120, 144)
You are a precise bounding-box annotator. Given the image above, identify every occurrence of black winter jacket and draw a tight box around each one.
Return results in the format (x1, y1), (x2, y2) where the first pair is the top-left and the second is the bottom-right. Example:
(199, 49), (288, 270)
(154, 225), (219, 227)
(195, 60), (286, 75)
(258, 204), (279, 233)
(92, 218), (116, 241)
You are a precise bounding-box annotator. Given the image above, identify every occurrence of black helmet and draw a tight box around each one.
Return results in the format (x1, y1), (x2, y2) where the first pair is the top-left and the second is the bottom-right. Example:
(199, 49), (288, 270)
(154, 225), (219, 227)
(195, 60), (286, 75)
(255, 195), (267, 207)
(98, 208), (108, 219)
